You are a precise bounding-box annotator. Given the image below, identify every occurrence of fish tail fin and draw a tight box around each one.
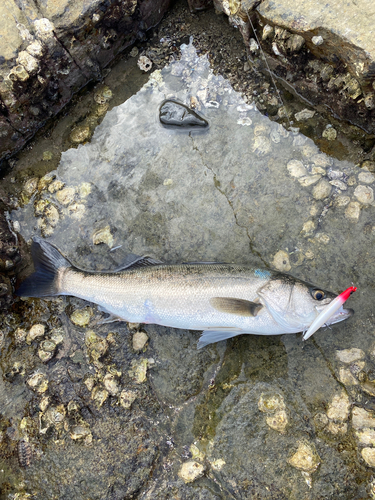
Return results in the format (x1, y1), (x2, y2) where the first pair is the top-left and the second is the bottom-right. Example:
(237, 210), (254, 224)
(16, 237), (72, 297)
(197, 329), (245, 349)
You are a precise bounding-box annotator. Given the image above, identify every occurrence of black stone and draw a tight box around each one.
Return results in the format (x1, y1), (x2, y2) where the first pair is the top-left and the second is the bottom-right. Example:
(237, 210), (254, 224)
(159, 99), (209, 129)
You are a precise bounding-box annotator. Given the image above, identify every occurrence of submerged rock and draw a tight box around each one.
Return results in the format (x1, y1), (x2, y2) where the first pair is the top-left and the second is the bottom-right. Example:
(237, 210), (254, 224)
(159, 100), (209, 129)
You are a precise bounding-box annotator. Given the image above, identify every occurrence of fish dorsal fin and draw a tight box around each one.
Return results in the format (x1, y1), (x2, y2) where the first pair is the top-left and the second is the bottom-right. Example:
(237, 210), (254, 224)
(113, 254), (163, 272)
(210, 297), (263, 317)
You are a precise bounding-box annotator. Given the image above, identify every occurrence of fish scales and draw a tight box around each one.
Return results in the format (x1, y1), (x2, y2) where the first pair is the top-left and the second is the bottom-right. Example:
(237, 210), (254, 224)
(61, 264), (272, 329)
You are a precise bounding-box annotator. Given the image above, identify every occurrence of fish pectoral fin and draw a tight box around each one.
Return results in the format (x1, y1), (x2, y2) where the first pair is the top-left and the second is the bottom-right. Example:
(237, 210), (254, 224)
(209, 297), (263, 317)
(197, 328), (244, 349)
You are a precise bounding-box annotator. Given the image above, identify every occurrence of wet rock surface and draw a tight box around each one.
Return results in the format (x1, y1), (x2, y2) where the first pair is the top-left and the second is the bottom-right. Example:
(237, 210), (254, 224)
(0, 0), (172, 164)
(2, 39), (375, 499)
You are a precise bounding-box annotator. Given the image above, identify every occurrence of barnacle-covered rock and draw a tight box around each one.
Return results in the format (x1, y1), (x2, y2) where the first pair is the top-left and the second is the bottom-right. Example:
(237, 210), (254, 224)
(27, 372), (48, 393)
(26, 324), (45, 344)
(178, 461), (205, 483)
(287, 441), (320, 473)
(71, 307), (92, 327)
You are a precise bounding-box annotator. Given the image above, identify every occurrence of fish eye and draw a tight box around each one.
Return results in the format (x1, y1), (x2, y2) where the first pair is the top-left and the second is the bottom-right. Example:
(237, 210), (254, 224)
(312, 289), (325, 300)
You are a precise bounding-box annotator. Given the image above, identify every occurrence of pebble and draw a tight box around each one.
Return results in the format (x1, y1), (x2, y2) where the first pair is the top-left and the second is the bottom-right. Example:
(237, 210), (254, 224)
(336, 348), (364, 363)
(361, 448), (375, 467)
(295, 109), (315, 121)
(354, 185), (374, 204)
(345, 201), (361, 220)
(70, 307), (92, 327)
(287, 441), (320, 473)
(358, 172), (375, 184)
(132, 331), (149, 351)
(322, 126), (337, 141)
(327, 392), (350, 421)
(272, 250), (291, 272)
(178, 461), (205, 483)
(26, 324), (45, 344)
(119, 389), (137, 409)
(312, 179), (332, 200)
(312, 35), (324, 46)
(352, 407), (375, 430)
(287, 159), (307, 178)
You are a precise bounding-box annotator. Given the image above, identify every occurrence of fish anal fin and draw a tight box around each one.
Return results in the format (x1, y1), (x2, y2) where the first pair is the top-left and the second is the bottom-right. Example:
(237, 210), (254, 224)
(197, 328), (245, 349)
(210, 297), (263, 317)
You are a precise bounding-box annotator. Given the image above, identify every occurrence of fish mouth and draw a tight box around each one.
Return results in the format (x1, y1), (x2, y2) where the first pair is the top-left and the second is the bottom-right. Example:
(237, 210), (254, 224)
(325, 306), (354, 326)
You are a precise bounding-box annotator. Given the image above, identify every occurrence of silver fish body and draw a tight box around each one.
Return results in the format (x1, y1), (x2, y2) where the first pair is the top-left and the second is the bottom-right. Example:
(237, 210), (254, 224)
(17, 238), (354, 348)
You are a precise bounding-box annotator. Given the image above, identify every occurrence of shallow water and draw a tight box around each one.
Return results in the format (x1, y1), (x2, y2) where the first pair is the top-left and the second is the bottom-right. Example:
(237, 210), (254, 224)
(2, 37), (375, 500)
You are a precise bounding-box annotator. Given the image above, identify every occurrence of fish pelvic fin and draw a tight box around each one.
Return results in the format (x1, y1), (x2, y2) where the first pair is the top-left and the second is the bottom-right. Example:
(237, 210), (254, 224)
(16, 237), (72, 297)
(197, 328), (245, 349)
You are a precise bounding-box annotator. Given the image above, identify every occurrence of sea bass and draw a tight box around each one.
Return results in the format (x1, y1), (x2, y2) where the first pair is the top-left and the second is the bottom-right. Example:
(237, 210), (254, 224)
(17, 238), (354, 348)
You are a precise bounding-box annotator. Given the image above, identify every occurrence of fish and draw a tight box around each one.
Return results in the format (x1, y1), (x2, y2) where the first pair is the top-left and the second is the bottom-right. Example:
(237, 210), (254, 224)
(16, 237), (354, 349)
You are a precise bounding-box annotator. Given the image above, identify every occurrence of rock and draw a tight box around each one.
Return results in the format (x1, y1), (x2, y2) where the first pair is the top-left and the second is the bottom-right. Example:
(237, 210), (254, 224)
(312, 36), (324, 46)
(361, 448), (375, 467)
(352, 407), (375, 430)
(272, 250), (291, 271)
(345, 201), (361, 220)
(336, 348), (365, 363)
(70, 307), (92, 327)
(322, 126), (337, 141)
(294, 109), (315, 121)
(287, 441), (320, 473)
(354, 185), (374, 204)
(339, 367), (358, 386)
(266, 410), (288, 433)
(103, 373), (119, 396)
(92, 226), (114, 248)
(258, 392), (285, 413)
(287, 159), (307, 178)
(358, 172), (375, 184)
(326, 392), (350, 421)
(119, 390), (137, 409)
(178, 461), (205, 483)
(26, 324), (45, 344)
(356, 428), (375, 446)
(159, 100), (209, 129)
(312, 179), (332, 200)
(133, 331), (149, 351)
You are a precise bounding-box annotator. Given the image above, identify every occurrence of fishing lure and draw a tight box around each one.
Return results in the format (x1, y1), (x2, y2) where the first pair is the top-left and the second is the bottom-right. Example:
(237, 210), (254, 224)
(303, 286), (357, 340)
